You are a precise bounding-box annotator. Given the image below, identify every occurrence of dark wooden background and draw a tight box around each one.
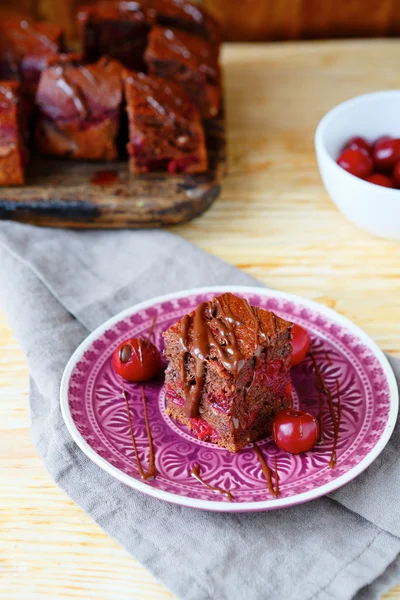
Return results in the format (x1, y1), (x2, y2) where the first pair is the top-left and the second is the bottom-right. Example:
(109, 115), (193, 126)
(2, 0), (400, 41)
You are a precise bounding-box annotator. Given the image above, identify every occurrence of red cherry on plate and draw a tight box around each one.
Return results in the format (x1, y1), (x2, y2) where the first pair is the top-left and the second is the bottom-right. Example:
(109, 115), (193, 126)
(336, 147), (373, 179)
(366, 173), (393, 188)
(392, 162), (400, 188)
(112, 338), (162, 382)
(290, 323), (311, 367)
(372, 137), (400, 172)
(272, 409), (320, 454)
(344, 136), (371, 154)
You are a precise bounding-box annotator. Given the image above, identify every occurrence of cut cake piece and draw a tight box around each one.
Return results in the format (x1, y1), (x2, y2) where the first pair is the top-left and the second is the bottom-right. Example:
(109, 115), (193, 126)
(0, 81), (28, 185)
(124, 71), (207, 174)
(35, 57), (124, 161)
(0, 18), (65, 90)
(77, 1), (154, 72)
(145, 26), (221, 119)
(163, 292), (293, 452)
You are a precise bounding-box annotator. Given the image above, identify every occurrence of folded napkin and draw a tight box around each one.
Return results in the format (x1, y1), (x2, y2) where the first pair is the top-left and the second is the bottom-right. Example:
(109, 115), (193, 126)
(0, 221), (399, 600)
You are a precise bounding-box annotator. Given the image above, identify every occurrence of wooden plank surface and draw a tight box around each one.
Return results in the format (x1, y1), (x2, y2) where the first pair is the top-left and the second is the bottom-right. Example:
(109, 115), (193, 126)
(6, 0), (400, 41)
(1, 40), (400, 599)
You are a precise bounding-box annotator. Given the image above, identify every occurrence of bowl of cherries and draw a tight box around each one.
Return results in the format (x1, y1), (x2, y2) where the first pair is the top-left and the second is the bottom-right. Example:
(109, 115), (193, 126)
(315, 91), (400, 240)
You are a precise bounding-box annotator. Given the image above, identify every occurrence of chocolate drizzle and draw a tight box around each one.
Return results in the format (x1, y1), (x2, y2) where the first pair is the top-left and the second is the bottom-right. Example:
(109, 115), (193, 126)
(0, 84), (17, 110)
(330, 379), (342, 469)
(19, 19), (59, 53)
(254, 444), (279, 498)
(190, 463), (234, 501)
(179, 296), (263, 418)
(55, 67), (88, 118)
(123, 386), (157, 480)
(145, 315), (157, 345)
(311, 352), (342, 468)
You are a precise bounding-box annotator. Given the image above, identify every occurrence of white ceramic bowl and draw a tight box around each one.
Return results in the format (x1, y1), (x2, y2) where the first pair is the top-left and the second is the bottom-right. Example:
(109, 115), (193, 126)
(315, 90), (400, 240)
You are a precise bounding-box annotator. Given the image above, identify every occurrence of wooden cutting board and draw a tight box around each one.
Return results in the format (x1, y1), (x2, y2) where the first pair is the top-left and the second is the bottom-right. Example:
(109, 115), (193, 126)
(0, 113), (225, 228)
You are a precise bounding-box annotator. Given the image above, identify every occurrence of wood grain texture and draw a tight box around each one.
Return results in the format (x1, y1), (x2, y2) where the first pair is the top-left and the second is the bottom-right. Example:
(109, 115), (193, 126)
(6, 0), (400, 41)
(0, 117), (225, 229)
(1, 41), (400, 600)
(204, 0), (400, 40)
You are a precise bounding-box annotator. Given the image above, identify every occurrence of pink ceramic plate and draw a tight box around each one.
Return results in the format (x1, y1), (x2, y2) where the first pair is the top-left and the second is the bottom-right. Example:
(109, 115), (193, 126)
(60, 286), (398, 512)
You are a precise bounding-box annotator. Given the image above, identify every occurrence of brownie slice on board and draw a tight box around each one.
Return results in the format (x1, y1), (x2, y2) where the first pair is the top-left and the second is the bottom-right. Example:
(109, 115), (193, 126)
(35, 57), (124, 161)
(0, 81), (28, 185)
(124, 71), (207, 174)
(145, 26), (221, 119)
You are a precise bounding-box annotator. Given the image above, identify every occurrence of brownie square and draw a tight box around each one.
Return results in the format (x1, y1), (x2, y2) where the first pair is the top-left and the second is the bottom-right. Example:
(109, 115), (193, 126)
(163, 293), (293, 452)
(124, 71), (207, 174)
(145, 26), (221, 119)
(152, 0), (221, 45)
(77, 1), (154, 72)
(0, 19), (65, 89)
(35, 57), (124, 161)
(0, 81), (28, 185)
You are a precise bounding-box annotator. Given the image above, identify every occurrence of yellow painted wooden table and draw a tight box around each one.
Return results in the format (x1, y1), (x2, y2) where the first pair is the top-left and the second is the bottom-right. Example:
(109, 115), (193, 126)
(1, 41), (400, 599)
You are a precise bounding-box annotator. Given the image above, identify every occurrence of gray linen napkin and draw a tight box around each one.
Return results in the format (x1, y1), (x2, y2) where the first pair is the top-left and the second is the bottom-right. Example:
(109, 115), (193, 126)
(0, 221), (399, 600)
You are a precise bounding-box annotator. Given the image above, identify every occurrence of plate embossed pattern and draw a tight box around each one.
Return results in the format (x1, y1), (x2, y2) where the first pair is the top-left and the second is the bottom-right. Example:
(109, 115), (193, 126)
(62, 286), (398, 512)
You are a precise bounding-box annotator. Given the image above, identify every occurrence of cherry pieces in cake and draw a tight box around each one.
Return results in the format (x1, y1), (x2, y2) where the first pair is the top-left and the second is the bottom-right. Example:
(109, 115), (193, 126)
(0, 19), (65, 90)
(145, 26), (221, 119)
(77, 1), (154, 72)
(162, 292), (293, 452)
(124, 72), (208, 174)
(35, 57), (124, 161)
(0, 81), (28, 185)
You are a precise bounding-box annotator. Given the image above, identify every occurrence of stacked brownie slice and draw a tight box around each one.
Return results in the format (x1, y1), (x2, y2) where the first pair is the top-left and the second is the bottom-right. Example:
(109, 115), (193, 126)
(163, 293), (293, 452)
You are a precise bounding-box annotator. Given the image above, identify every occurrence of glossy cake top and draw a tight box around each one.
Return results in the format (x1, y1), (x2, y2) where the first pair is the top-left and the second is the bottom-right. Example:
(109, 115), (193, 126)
(146, 26), (220, 81)
(36, 57), (124, 121)
(1, 19), (63, 59)
(77, 0), (219, 41)
(77, 1), (156, 24)
(0, 81), (19, 111)
(152, 0), (220, 43)
(166, 292), (293, 364)
(124, 71), (200, 124)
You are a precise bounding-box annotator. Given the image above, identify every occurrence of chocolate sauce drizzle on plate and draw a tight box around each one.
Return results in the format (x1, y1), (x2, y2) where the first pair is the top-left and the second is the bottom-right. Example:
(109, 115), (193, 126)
(190, 463), (234, 501)
(55, 66), (88, 118)
(311, 352), (342, 468)
(123, 386), (157, 480)
(254, 444), (279, 498)
(178, 296), (265, 418)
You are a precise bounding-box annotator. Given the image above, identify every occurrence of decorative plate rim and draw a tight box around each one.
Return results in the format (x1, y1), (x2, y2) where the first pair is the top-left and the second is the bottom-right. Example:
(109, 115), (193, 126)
(60, 285), (399, 513)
